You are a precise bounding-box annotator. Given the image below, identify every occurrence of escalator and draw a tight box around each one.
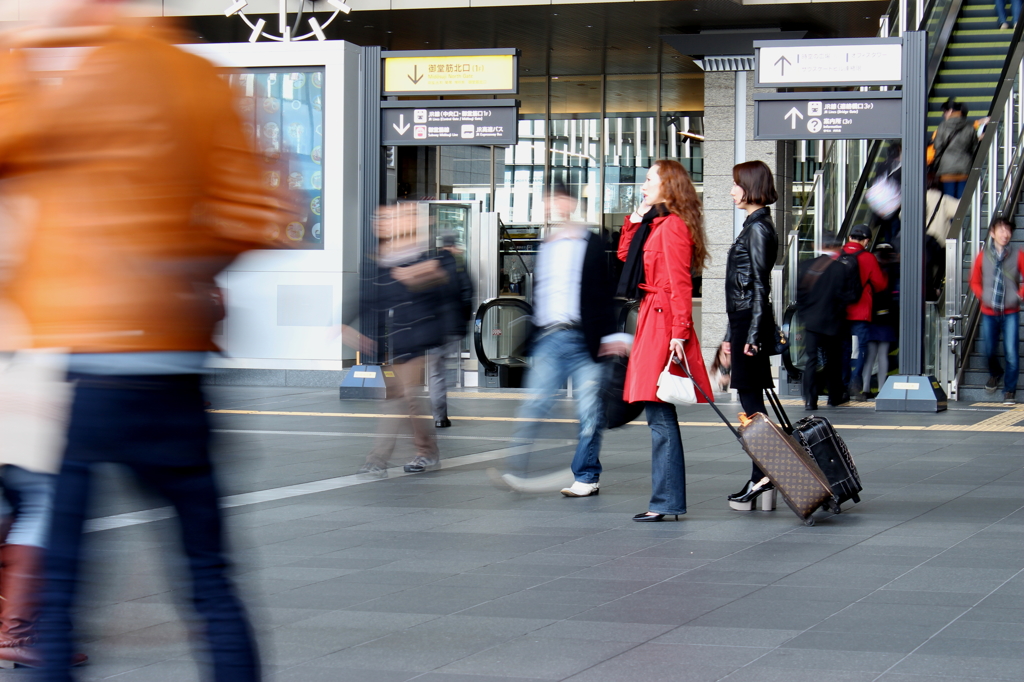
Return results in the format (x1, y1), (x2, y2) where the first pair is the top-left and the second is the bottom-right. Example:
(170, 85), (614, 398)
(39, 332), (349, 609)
(929, 0), (1016, 132)
(472, 297), (640, 388)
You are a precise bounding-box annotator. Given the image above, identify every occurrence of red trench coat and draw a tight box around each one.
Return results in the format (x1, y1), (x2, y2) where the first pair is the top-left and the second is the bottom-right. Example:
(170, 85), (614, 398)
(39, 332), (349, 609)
(619, 214), (714, 404)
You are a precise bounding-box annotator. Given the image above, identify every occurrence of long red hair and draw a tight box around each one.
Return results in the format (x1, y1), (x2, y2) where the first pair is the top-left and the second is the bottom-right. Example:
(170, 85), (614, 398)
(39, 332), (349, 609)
(652, 159), (709, 272)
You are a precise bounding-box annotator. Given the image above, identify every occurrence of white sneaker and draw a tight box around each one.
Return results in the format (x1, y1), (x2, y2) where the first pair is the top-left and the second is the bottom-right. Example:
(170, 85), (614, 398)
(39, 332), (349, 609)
(560, 481), (600, 497)
(500, 469), (574, 493)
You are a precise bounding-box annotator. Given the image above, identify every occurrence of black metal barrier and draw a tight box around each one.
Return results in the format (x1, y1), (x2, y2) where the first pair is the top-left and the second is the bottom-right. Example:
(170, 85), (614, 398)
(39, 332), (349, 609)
(473, 298), (533, 388)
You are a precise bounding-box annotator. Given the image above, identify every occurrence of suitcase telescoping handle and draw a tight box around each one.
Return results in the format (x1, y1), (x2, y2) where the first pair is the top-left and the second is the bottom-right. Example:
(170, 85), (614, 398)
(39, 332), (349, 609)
(671, 356), (742, 440)
(764, 388), (794, 433)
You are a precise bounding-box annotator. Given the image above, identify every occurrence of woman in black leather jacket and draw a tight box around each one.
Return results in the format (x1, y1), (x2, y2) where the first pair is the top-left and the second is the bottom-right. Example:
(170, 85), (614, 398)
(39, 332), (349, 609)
(724, 161), (779, 509)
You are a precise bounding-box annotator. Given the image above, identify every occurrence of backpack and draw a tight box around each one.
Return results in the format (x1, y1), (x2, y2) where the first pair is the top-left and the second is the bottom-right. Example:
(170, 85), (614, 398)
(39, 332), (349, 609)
(835, 250), (863, 305)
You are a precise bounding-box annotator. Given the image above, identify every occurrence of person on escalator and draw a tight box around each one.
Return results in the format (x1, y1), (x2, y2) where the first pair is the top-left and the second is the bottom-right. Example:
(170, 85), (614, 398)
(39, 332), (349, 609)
(930, 99), (988, 199)
(996, 0), (1022, 29)
(970, 218), (1024, 405)
(496, 182), (627, 497)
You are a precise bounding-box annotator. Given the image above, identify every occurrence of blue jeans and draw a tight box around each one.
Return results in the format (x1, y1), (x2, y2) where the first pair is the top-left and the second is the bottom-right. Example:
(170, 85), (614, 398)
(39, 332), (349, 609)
(997, 0), (1022, 24)
(982, 311), (1020, 394)
(38, 374), (259, 681)
(511, 329), (606, 483)
(942, 180), (967, 199)
(1, 465), (56, 548)
(843, 321), (871, 393)
(644, 401), (686, 515)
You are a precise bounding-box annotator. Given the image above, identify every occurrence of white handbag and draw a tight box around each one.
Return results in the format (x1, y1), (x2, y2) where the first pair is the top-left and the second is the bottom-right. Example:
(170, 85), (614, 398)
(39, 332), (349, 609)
(0, 350), (72, 475)
(656, 350), (697, 406)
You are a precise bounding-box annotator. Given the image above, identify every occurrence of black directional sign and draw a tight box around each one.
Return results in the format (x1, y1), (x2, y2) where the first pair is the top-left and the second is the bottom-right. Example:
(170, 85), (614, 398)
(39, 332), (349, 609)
(754, 93), (903, 140)
(381, 100), (518, 146)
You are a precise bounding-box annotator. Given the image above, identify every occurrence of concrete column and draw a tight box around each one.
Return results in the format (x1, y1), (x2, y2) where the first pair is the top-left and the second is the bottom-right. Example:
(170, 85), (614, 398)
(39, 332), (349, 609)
(700, 70), (776, 366)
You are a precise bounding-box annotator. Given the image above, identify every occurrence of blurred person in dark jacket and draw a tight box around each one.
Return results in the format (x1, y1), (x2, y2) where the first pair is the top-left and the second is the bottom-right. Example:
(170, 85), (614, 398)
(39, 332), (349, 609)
(796, 233), (848, 411)
(0, 1), (290, 677)
(426, 234), (474, 429)
(356, 204), (447, 479)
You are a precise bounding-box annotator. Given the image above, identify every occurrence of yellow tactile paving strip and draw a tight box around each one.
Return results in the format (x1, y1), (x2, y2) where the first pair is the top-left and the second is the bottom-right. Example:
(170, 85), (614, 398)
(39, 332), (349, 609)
(210, 404), (1024, 433)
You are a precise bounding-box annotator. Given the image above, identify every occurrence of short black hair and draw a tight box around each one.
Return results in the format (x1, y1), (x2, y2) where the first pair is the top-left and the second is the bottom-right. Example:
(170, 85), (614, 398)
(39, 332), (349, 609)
(990, 217), (1015, 234)
(732, 160), (777, 206)
(941, 98), (959, 112)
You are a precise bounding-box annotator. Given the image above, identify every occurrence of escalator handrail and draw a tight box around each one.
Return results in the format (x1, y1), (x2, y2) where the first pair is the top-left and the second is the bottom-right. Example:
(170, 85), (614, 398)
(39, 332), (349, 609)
(924, 0), (964, 87)
(615, 298), (641, 334)
(473, 297), (533, 374)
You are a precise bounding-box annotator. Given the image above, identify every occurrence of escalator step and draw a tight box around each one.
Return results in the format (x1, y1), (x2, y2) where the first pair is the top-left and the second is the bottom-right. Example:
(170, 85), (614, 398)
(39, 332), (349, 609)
(951, 29), (1015, 41)
(942, 55), (1008, 67)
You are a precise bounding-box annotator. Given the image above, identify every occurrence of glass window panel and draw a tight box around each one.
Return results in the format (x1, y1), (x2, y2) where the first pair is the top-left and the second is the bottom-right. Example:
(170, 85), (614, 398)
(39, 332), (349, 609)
(661, 73), (704, 112)
(549, 75), (601, 116)
(605, 74), (657, 114)
(518, 76), (547, 116)
(231, 67), (325, 250)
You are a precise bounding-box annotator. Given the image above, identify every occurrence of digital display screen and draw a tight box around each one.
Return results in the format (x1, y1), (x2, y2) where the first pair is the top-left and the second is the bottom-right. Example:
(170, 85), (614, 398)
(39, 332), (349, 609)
(230, 67), (325, 250)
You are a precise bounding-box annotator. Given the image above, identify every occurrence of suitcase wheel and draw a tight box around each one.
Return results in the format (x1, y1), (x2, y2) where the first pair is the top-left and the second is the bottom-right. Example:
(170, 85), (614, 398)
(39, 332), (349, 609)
(803, 516), (816, 527)
(825, 500), (842, 514)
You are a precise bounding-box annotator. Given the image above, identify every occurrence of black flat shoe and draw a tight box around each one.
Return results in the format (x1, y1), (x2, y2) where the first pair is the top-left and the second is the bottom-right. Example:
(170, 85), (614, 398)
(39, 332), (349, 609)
(804, 402), (818, 411)
(728, 477), (774, 504)
(632, 512), (679, 522)
(435, 418), (451, 428)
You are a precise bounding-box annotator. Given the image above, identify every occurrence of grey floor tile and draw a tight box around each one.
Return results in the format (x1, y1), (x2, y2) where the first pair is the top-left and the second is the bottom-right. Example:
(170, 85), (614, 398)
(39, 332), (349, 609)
(650, 625), (802, 648)
(750, 647), (905, 673)
(437, 636), (637, 679)
(888, 653), (1024, 680)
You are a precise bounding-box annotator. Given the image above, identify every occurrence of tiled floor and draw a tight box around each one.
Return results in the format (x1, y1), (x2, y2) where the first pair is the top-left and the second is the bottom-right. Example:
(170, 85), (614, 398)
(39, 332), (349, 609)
(42, 387), (1024, 681)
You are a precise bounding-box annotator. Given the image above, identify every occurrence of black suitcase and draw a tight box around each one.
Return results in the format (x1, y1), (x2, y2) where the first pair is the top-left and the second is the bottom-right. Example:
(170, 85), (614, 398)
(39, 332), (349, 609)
(764, 391), (862, 513)
(791, 415), (862, 510)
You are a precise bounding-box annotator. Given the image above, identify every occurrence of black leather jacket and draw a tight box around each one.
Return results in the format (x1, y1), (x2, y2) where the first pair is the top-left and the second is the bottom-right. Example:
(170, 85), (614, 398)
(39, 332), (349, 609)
(725, 207), (778, 347)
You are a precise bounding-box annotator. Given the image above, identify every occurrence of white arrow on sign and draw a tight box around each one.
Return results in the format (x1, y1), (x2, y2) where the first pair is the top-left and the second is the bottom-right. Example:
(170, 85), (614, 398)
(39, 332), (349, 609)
(784, 107), (804, 129)
(392, 114), (411, 135)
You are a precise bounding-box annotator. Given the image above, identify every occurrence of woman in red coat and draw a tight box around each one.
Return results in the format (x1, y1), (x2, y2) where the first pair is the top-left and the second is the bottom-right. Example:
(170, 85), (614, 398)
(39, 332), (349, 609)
(617, 159), (713, 522)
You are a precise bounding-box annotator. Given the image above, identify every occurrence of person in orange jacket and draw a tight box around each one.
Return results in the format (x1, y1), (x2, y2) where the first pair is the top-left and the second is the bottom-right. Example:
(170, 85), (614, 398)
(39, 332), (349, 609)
(842, 225), (888, 401)
(970, 218), (1024, 405)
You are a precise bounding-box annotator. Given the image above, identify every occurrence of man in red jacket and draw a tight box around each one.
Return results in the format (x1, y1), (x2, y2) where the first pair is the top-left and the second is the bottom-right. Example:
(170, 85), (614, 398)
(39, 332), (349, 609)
(970, 218), (1024, 405)
(843, 225), (888, 401)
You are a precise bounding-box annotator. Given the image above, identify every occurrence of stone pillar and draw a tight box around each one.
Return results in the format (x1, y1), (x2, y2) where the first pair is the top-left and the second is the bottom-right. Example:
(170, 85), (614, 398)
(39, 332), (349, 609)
(700, 70), (777, 367)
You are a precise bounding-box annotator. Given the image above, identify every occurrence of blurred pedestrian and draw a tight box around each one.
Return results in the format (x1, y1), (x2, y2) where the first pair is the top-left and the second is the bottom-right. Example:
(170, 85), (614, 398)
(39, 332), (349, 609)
(0, 1), (290, 677)
(970, 218), (1024, 405)
(426, 234), (474, 429)
(617, 160), (712, 521)
(498, 182), (625, 497)
(724, 161), (780, 510)
(357, 204), (447, 478)
(842, 224), (888, 402)
(796, 233), (848, 411)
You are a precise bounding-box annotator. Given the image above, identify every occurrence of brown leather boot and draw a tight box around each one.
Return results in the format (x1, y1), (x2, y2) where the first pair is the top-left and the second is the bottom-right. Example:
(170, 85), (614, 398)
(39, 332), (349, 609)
(0, 544), (89, 669)
(0, 543), (44, 668)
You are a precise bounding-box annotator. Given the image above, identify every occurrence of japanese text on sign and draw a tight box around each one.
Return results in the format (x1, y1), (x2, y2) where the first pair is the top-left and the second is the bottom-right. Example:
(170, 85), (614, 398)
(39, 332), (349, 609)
(383, 55), (516, 95)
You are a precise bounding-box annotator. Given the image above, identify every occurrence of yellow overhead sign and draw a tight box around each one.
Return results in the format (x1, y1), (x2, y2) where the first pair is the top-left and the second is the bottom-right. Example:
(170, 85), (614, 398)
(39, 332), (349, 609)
(383, 53), (517, 95)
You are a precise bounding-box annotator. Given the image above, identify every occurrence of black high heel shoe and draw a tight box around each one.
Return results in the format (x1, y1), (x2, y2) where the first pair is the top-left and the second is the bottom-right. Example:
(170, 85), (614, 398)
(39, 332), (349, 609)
(632, 512), (679, 522)
(727, 477), (774, 509)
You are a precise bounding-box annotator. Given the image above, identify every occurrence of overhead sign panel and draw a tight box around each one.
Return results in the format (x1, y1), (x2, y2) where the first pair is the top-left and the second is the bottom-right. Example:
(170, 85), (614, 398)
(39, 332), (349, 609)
(754, 93), (903, 140)
(754, 38), (902, 87)
(382, 49), (517, 96)
(382, 100), (518, 146)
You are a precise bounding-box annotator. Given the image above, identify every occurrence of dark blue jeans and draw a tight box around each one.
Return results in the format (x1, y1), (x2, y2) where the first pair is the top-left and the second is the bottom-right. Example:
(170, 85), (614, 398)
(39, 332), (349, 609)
(981, 311), (1020, 394)
(843, 321), (871, 394)
(38, 374), (259, 682)
(644, 401), (686, 515)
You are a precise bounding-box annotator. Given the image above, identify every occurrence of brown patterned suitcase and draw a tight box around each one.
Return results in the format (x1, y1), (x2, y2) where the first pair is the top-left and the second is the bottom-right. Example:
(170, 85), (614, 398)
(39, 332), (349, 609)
(674, 357), (833, 526)
(735, 412), (834, 526)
